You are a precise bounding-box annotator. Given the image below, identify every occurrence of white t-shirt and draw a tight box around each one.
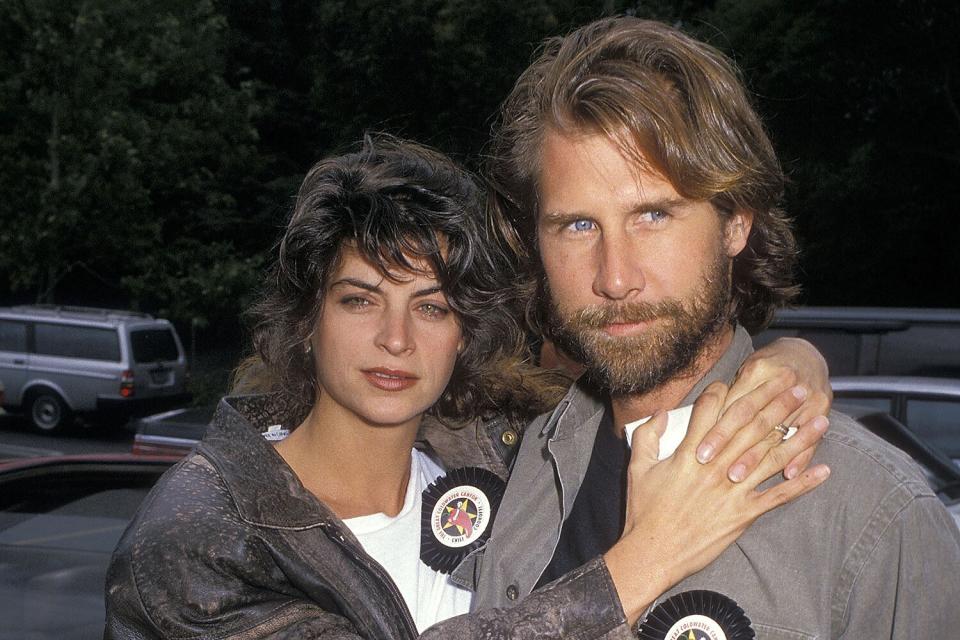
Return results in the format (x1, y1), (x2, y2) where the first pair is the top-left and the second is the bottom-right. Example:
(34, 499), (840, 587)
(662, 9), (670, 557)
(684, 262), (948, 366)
(623, 404), (797, 458)
(624, 405), (694, 459)
(343, 450), (472, 632)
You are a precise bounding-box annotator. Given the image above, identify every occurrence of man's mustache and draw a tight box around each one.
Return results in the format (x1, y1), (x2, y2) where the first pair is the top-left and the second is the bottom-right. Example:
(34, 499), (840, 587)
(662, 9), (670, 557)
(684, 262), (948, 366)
(568, 300), (685, 329)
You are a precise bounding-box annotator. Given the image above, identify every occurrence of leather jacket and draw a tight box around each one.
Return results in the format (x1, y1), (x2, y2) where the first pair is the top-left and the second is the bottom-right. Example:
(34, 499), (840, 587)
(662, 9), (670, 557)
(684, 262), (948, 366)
(104, 394), (632, 639)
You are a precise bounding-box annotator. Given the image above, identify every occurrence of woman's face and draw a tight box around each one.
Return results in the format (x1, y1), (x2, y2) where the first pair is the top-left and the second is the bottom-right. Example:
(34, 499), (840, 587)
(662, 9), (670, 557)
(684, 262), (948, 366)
(309, 246), (463, 429)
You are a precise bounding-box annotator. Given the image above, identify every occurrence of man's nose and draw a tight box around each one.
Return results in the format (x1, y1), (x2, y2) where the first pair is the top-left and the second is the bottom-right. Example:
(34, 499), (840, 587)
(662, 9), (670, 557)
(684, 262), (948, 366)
(592, 233), (644, 300)
(375, 308), (415, 355)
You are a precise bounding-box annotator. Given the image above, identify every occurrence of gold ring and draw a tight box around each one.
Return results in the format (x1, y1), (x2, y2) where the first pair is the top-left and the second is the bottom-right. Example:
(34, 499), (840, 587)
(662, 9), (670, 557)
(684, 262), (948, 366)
(773, 424), (792, 438)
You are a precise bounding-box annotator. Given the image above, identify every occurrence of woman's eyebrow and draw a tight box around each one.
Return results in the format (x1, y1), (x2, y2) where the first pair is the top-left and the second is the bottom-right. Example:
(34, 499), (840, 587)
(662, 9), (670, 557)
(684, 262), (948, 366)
(413, 286), (443, 298)
(330, 277), (381, 293)
(331, 279), (443, 299)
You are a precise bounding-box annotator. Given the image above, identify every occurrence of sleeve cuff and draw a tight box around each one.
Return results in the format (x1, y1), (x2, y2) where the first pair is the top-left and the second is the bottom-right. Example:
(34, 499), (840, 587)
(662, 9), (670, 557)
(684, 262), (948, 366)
(532, 555), (634, 638)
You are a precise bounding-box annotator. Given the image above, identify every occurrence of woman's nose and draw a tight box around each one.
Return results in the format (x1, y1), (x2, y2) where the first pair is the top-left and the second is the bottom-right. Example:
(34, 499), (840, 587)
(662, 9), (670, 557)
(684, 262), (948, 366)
(375, 309), (415, 355)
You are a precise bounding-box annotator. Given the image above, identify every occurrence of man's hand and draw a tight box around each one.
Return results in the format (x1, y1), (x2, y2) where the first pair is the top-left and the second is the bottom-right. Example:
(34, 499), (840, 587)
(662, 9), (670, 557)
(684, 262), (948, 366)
(695, 337), (831, 480)
(604, 382), (830, 624)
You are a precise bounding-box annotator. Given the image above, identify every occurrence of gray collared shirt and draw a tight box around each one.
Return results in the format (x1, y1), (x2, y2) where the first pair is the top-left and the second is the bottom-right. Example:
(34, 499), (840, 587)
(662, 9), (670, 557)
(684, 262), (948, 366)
(474, 326), (960, 638)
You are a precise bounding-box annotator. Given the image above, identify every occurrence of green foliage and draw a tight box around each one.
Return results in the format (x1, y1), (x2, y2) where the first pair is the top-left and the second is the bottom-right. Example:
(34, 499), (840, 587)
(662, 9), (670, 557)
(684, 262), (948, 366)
(0, 0), (261, 324)
(218, 0), (625, 167)
(2, 0), (958, 321)
(121, 239), (262, 328)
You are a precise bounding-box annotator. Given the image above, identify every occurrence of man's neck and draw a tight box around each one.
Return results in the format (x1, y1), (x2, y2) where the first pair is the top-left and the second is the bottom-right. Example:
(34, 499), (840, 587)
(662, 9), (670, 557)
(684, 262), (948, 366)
(610, 325), (734, 429)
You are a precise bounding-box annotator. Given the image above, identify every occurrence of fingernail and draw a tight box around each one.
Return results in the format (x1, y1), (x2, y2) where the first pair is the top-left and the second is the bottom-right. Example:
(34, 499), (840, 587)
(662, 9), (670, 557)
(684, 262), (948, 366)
(784, 465), (797, 480)
(812, 415), (829, 431)
(696, 443), (714, 464)
(791, 385), (808, 400)
(813, 465), (831, 480)
(728, 463), (746, 482)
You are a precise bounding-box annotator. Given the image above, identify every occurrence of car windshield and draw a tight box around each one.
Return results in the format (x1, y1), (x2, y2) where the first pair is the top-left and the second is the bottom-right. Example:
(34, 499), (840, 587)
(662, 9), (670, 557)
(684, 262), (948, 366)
(130, 329), (179, 363)
(0, 468), (163, 639)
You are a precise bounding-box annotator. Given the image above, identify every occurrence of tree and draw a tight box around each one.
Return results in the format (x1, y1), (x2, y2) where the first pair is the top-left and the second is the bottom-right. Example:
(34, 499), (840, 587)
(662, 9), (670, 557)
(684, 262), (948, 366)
(0, 0), (262, 324)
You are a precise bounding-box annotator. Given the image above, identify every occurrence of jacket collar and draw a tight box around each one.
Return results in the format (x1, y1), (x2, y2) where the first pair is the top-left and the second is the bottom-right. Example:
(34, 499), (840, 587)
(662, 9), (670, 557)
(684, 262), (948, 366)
(199, 394), (337, 529)
(544, 325), (754, 439)
(198, 393), (509, 529)
(678, 325), (754, 406)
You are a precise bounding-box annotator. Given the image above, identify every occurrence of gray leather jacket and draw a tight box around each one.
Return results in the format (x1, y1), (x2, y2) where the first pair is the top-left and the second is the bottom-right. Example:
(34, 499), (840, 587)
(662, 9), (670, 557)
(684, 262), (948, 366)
(104, 394), (631, 639)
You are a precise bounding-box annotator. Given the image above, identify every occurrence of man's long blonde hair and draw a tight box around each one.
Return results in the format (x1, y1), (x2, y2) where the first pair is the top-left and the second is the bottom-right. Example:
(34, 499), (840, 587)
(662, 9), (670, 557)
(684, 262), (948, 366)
(486, 17), (800, 335)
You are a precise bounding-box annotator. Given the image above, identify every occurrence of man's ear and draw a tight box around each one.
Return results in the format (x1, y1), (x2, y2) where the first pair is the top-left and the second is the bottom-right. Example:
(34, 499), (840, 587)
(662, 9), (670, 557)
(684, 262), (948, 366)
(723, 209), (753, 257)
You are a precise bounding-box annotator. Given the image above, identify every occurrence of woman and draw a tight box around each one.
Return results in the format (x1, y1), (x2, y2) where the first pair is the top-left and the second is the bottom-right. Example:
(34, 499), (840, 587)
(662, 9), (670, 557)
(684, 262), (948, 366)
(105, 136), (830, 639)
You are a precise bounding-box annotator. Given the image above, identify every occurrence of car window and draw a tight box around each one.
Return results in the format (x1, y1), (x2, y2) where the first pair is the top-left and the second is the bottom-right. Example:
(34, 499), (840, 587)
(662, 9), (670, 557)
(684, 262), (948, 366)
(34, 323), (121, 362)
(0, 486), (149, 549)
(833, 394), (893, 414)
(0, 320), (27, 352)
(0, 469), (162, 639)
(794, 330), (863, 376)
(130, 328), (179, 363)
(905, 399), (960, 458)
(758, 329), (863, 376)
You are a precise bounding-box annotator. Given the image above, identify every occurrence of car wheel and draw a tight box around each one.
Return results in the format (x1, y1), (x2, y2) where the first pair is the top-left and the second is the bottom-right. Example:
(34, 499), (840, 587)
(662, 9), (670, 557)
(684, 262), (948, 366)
(28, 391), (73, 434)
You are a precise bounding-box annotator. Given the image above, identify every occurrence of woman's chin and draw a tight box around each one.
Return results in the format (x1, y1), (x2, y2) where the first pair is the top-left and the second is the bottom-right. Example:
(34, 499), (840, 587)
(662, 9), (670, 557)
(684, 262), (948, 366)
(353, 401), (434, 430)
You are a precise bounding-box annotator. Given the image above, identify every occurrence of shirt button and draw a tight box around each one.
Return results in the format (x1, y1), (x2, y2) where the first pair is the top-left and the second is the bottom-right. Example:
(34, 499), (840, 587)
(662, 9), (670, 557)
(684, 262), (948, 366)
(506, 584), (519, 600)
(501, 429), (518, 446)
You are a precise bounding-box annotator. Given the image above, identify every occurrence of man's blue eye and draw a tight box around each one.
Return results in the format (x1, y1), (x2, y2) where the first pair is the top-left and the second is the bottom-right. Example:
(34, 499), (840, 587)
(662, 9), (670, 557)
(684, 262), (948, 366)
(640, 210), (667, 223)
(572, 219), (593, 231)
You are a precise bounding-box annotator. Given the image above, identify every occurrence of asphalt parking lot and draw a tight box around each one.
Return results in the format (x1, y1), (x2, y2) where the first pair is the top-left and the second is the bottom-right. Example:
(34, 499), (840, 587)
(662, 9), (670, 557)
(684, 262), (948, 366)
(0, 413), (134, 459)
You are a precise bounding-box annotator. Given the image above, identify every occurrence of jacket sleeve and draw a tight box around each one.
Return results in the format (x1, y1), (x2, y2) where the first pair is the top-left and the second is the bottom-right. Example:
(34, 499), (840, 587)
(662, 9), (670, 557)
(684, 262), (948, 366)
(103, 512), (368, 640)
(104, 453), (632, 640)
(837, 492), (960, 638)
(420, 556), (634, 639)
(105, 587), (362, 640)
(106, 543), (633, 640)
(225, 557), (635, 640)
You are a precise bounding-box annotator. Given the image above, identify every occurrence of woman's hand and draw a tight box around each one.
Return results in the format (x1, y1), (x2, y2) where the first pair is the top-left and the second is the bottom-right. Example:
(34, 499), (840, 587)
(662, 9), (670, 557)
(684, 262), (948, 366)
(604, 381), (830, 624)
(696, 337), (832, 481)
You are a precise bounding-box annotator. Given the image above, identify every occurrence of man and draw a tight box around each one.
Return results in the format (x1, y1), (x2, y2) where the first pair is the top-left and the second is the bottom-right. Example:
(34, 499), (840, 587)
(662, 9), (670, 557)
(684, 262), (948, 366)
(476, 16), (960, 638)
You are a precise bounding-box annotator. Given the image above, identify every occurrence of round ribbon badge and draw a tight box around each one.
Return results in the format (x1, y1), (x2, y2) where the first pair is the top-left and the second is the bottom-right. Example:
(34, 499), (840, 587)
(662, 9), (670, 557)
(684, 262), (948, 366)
(637, 590), (754, 640)
(420, 467), (505, 574)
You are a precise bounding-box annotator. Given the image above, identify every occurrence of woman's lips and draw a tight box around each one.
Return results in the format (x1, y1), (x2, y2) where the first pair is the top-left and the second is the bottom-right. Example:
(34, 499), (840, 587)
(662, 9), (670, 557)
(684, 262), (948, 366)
(362, 368), (419, 391)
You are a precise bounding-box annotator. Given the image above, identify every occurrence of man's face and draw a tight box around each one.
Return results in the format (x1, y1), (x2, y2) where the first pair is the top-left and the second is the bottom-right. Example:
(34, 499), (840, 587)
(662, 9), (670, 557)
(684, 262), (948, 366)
(536, 130), (751, 396)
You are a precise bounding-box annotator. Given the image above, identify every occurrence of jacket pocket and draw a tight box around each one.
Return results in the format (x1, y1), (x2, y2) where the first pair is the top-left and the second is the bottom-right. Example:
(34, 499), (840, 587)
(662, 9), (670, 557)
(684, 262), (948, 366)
(754, 623), (818, 640)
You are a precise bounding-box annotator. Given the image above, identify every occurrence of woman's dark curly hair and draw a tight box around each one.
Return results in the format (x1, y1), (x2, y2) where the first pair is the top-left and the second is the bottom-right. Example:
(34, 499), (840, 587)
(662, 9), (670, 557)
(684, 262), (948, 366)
(246, 135), (563, 424)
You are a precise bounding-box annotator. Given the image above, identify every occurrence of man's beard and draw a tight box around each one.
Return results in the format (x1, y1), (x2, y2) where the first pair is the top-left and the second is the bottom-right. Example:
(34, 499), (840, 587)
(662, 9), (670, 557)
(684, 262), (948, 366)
(547, 254), (733, 397)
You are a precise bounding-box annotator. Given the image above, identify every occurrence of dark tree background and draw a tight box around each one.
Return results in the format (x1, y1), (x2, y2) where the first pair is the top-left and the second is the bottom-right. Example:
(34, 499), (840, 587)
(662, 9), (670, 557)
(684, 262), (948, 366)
(2, 0), (958, 329)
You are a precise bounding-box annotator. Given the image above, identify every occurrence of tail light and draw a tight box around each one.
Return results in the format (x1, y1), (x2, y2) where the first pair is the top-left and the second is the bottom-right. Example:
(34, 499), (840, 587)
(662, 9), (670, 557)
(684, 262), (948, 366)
(120, 370), (135, 398)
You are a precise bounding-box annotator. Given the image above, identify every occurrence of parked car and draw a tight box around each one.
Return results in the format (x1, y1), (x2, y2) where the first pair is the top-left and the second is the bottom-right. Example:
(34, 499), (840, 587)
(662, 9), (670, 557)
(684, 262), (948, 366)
(755, 306), (960, 377)
(130, 404), (214, 457)
(832, 376), (960, 464)
(0, 454), (180, 639)
(0, 305), (191, 434)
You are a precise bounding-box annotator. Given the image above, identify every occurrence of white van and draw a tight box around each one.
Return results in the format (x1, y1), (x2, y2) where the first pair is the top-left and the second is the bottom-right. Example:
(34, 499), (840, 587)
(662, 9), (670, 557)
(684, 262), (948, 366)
(0, 306), (191, 433)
